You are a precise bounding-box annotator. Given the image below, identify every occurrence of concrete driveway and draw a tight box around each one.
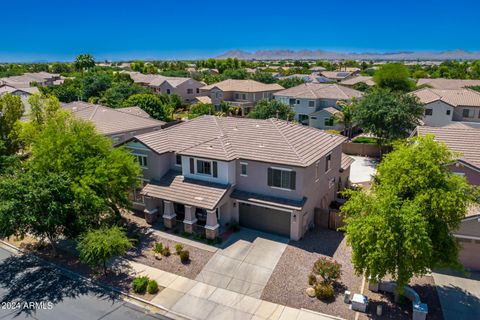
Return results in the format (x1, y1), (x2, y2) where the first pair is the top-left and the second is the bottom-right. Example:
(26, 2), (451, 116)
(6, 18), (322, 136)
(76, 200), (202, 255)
(195, 228), (288, 298)
(433, 270), (480, 320)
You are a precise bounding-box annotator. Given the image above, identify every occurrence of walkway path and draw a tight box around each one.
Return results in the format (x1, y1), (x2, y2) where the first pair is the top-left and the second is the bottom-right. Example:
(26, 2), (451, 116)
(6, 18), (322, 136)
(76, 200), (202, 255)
(129, 260), (341, 320)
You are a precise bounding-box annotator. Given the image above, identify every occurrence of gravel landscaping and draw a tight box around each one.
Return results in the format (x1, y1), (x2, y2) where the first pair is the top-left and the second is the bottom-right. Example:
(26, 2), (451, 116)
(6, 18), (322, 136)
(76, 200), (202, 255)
(261, 228), (362, 320)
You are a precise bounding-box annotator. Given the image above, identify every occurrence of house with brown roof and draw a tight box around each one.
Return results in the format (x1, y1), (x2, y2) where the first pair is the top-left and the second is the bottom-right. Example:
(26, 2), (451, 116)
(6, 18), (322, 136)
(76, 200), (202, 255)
(124, 116), (350, 241)
(414, 125), (480, 270)
(63, 101), (165, 145)
(274, 83), (362, 126)
(340, 75), (375, 87)
(125, 71), (204, 103)
(413, 88), (480, 127)
(0, 72), (62, 88)
(199, 79), (284, 116)
(319, 71), (355, 83)
(416, 78), (480, 90)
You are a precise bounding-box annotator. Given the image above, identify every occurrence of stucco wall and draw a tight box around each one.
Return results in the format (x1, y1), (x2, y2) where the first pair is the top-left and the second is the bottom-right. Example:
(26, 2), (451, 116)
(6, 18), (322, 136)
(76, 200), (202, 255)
(422, 101), (454, 127)
(447, 163), (480, 186)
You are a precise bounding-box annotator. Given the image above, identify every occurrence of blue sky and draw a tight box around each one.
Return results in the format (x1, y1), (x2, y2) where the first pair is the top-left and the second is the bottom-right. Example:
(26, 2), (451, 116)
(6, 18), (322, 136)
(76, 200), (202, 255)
(1, 0), (479, 62)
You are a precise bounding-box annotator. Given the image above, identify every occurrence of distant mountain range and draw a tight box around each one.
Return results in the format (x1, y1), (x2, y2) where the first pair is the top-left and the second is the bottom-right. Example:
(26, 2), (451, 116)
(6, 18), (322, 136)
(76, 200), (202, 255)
(217, 49), (480, 61)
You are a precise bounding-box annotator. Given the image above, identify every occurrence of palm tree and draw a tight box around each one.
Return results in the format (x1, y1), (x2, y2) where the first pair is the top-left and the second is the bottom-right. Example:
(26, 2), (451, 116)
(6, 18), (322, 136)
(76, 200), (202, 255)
(74, 54), (95, 72)
(335, 100), (356, 139)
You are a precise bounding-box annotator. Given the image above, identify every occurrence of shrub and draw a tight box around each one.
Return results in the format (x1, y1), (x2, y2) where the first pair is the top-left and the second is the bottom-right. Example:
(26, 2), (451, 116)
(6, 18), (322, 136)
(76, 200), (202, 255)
(147, 279), (159, 294)
(153, 242), (163, 254)
(308, 273), (317, 286)
(179, 250), (190, 263)
(132, 276), (149, 294)
(315, 282), (334, 301)
(312, 257), (342, 284)
(175, 244), (184, 254)
(161, 246), (171, 257)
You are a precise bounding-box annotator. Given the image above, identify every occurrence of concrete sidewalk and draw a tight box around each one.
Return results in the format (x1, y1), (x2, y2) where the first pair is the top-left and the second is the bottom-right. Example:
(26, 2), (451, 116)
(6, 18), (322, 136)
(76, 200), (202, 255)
(129, 260), (342, 320)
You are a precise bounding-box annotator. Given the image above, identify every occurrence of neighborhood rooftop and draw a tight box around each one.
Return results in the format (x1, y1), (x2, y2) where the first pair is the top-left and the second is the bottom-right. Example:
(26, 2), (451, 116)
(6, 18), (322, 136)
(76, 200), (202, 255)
(274, 83), (363, 100)
(417, 78), (480, 90)
(133, 115), (346, 167)
(63, 101), (165, 135)
(340, 75), (375, 86)
(412, 88), (480, 107)
(416, 125), (480, 169)
(200, 79), (284, 92)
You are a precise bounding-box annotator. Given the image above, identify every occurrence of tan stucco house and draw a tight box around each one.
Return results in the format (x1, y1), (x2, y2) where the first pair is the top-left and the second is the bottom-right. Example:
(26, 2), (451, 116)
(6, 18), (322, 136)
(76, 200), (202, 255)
(199, 79), (284, 116)
(124, 116), (350, 241)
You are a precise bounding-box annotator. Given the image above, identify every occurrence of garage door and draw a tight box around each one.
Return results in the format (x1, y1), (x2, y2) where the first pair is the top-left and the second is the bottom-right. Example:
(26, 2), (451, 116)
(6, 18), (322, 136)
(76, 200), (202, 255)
(459, 240), (480, 271)
(239, 202), (291, 237)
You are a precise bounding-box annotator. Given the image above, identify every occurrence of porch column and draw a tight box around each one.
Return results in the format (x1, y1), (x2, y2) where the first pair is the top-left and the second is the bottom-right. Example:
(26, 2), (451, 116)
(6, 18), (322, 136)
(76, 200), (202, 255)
(205, 209), (219, 239)
(163, 200), (176, 229)
(143, 196), (158, 224)
(183, 205), (197, 234)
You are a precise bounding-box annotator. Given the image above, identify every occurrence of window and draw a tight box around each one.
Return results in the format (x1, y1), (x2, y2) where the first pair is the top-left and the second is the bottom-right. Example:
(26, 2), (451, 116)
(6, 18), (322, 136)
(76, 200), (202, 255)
(241, 94), (246, 100)
(166, 89), (171, 94)
(319, 100), (328, 107)
(308, 100), (315, 107)
(196, 160), (212, 175)
(267, 168), (296, 190)
(240, 162), (248, 176)
(289, 98), (296, 105)
(425, 108), (433, 116)
(325, 154), (331, 172)
(196, 88), (200, 94)
(175, 154), (182, 166)
(235, 93), (240, 99)
(296, 99), (300, 105)
(187, 88), (193, 94)
(310, 116), (317, 120)
(216, 92), (223, 99)
(446, 110), (451, 116)
(463, 109), (471, 118)
(324, 117), (334, 126)
(135, 154), (148, 168)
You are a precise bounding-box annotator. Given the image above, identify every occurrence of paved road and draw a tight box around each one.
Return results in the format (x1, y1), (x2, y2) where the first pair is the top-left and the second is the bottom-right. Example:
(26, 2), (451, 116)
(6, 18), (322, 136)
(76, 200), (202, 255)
(0, 246), (171, 320)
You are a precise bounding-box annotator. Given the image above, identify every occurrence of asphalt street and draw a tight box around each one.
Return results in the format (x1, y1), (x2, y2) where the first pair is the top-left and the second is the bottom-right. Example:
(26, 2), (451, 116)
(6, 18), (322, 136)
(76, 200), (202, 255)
(0, 246), (171, 320)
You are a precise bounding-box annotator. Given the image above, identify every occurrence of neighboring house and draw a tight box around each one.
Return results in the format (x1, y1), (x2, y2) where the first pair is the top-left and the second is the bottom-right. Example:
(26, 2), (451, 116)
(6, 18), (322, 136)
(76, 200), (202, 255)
(0, 72), (62, 88)
(320, 71), (355, 82)
(124, 115), (349, 241)
(125, 71), (204, 103)
(417, 78), (480, 90)
(340, 75), (375, 87)
(0, 84), (40, 120)
(308, 107), (344, 131)
(309, 66), (326, 73)
(274, 83), (363, 126)
(413, 88), (480, 127)
(199, 79), (284, 116)
(63, 101), (165, 145)
(414, 125), (480, 270)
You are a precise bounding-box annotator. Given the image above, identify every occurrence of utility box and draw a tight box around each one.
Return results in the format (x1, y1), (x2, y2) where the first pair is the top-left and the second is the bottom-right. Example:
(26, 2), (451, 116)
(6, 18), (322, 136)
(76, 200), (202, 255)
(413, 303), (428, 320)
(344, 290), (351, 304)
(351, 294), (368, 313)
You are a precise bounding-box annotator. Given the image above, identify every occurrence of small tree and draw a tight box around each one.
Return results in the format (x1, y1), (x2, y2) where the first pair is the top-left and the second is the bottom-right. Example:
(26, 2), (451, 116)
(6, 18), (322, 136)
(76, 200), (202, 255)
(188, 102), (214, 119)
(124, 93), (166, 120)
(247, 99), (295, 121)
(78, 226), (133, 275)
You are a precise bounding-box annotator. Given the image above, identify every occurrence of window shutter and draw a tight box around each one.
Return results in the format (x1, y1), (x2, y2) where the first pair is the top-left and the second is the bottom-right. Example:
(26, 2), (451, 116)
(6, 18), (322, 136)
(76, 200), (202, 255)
(213, 161), (218, 178)
(290, 171), (296, 190)
(267, 168), (273, 186)
(189, 158), (195, 174)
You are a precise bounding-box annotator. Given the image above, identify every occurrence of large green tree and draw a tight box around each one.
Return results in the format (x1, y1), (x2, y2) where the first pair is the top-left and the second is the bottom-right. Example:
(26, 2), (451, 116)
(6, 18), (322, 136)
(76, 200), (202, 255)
(248, 99), (295, 121)
(353, 89), (423, 144)
(0, 94), (24, 155)
(373, 63), (415, 92)
(341, 136), (478, 289)
(74, 54), (95, 71)
(124, 93), (166, 120)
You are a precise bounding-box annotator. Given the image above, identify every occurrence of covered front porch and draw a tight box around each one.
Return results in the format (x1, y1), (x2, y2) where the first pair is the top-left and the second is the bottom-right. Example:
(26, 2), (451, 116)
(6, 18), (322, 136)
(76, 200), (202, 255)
(140, 171), (232, 239)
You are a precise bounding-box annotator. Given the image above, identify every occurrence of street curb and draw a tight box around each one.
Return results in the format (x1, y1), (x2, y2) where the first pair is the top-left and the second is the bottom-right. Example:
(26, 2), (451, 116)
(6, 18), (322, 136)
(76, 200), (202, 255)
(0, 239), (192, 320)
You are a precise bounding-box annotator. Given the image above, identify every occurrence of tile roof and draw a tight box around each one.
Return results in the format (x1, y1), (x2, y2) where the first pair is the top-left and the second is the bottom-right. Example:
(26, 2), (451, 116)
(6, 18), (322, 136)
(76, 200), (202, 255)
(417, 78), (480, 90)
(310, 107), (342, 117)
(134, 116), (346, 167)
(194, 96), (212, 104)
(141, 171), (230, 210)
(63, 101), (165, 135)
(125, 71), (192, 88)
(320, 71), (353, 80)
(116, 106), (151, 118)
(416, 126), (480, 169)
(230, 189), (306, 211)
(340, 76), (375, 86)
(0, 84), (38, 95)
(412, 88), (480, 107)
(341, 153), (355, 170)
(274, 83), (363, 100)
(200, 79), (284, 93)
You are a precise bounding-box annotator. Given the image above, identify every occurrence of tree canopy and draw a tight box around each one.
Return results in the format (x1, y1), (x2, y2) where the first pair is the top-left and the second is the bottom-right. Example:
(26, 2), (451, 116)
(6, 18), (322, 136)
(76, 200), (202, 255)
(353, 89), (423, 143)
(74, 54), (95, 71)
(341, 136), (478, 289)
(373, 63), (415, 92)
(0, 94), (24, 155)
(247, 99), (295, 121)
(124, 93), (167, 120)
(188, 103), (214, 119)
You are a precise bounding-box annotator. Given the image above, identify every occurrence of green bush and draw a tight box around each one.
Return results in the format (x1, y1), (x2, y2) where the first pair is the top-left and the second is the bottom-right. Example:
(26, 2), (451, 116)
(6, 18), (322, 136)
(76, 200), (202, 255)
(315, 283), (334, 300)
(179, 250), (190, 264)
(312, 257), (342, 284)
(147, 279), (159, 294)
(153, 242), (163, 254)
(132, 276), (149, 294)
(351, 136), (380, 145)
(308, 273), (317, 286)
(175, 244), (184, 254)
(161, 246), (171, 257)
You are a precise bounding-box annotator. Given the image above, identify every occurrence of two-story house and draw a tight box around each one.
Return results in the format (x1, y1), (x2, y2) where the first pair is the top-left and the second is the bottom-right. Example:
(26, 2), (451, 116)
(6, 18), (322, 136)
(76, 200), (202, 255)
(274, 83), (363, 127)
(198, 79), (284, 116)
(124, 116), (348, 241)
(0, 72), (63, 88)
(413, 88), (480, 127)
(125, 71), (204, 103)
